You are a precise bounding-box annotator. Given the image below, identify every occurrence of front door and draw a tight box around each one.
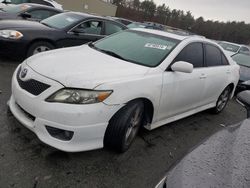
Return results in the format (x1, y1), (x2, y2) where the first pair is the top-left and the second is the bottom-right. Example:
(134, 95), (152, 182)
(158, 42), (206, 121)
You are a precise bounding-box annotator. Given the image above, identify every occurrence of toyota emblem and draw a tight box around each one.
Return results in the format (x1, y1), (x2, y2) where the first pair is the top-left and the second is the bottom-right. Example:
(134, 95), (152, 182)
(20, 68), (28, 79)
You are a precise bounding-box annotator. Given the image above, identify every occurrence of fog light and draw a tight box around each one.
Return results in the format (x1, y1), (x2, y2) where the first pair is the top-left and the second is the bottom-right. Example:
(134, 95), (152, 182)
(45, 126), (74, 141)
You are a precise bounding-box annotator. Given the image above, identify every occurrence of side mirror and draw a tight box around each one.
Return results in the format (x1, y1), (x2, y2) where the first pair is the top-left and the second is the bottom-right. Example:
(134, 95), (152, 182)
(237, 90), (250, 118)
(20, 12), (32, 19)
(171, 61), (193, 73)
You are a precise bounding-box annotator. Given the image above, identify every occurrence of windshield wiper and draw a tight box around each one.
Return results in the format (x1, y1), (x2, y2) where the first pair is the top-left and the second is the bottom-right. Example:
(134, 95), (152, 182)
(88, 43), (130, 62)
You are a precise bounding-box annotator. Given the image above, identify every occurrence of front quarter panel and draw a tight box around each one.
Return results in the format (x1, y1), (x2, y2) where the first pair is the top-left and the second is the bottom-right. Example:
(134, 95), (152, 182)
(96, 69), (163, 123)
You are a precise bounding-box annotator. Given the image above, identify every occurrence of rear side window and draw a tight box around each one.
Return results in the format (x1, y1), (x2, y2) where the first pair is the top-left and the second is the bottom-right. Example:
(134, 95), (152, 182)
(28, 9), (52, 20)
(174, 43), (204, 68)
(105, 22), (123, 35)
(205, 44), (226, 66)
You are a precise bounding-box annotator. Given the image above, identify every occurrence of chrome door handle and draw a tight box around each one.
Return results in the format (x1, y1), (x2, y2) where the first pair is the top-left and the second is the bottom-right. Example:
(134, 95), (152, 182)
(200, 74), (207, 79)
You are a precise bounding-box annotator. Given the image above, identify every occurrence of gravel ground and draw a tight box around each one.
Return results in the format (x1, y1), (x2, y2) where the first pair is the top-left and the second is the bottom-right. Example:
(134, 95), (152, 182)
(0, 58), (246, 188)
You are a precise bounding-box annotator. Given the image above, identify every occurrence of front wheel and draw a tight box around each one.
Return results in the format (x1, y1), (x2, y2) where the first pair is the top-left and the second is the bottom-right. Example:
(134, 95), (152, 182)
(104, 100), (144, 153)
(211, 86), (231, 114)
(27, 41), (54, 57)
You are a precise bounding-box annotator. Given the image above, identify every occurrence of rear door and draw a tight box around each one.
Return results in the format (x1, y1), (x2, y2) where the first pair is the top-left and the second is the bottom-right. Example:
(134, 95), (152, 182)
(202, 43), (231, 105)
(158, 42), (206, 121)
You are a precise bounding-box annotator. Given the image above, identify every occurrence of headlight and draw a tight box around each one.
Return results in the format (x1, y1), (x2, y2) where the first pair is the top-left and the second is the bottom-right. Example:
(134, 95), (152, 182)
(46, 89), (113, 104)
(0, 30), (23, 39)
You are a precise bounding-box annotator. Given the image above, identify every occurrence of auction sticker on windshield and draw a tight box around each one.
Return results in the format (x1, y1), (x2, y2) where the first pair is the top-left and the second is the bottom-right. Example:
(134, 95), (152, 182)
(145, 43), (172, 50)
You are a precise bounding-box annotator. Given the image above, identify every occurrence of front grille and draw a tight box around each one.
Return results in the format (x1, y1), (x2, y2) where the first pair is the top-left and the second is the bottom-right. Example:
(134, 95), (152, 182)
(16, 103), (36, 121)
(16, 67), (50, 96)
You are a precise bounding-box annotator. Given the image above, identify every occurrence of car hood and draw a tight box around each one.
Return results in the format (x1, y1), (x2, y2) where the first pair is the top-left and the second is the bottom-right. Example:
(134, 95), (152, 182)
(26, 45), (150, 89)
(0, 19), (50, 29)
(239, 65), (250, 82)
(163, 119), (250, 188)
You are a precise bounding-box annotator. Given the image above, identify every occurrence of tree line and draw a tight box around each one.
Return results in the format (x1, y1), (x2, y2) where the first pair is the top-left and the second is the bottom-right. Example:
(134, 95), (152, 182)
(112, 0), (250, 44)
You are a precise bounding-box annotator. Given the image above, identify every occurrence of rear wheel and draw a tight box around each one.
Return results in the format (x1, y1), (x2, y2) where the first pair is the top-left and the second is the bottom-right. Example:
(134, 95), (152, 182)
(104, 100), (144, 153)
(27, 41), (54, 57)
(211, 86), (231, 114)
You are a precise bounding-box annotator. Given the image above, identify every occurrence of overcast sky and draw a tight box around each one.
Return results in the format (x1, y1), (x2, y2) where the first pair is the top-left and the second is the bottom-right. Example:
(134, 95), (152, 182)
(154, 0), (250, 23)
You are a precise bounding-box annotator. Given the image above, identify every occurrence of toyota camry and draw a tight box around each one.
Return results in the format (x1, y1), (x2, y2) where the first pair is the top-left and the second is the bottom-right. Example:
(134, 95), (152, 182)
(8, 29), (240, 153)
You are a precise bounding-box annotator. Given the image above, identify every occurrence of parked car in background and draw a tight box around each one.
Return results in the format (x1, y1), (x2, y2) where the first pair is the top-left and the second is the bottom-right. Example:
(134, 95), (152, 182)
(232, 53), (250, 92)
(0, 3), (62, 21)
(0, 0), (62, 10)
(218, 41), (250, 56)
(108, 16), (133, 26)
(127, 22), (164, 30)
(156, 89), (250, 188)
(0, 12), (127, 58)
(8, 29), (239, 153)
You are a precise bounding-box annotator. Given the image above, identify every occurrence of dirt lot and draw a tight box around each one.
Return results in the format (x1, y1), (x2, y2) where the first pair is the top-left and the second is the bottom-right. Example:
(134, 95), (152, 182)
(0, 58), (246, 188)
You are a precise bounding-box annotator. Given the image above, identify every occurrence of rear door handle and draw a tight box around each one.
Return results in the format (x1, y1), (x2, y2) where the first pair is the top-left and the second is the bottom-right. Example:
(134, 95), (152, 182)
(226, 70), (231, 74)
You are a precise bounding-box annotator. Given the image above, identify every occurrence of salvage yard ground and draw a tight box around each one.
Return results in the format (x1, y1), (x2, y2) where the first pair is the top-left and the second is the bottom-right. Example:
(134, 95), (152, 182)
(0, 58), (246, 188)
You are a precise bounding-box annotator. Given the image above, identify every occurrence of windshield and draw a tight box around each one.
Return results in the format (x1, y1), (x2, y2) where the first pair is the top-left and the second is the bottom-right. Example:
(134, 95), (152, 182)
(91, 30), (180, 67)
(232, 53), (250, 67)
(41, 13), (83, 30)
(218, 42), (240, 53)
(1, 4), (30, 13)
(9, 0), (28, 4)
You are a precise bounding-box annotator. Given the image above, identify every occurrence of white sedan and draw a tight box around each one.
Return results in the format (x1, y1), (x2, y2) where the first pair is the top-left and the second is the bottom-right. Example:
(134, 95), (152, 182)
(8, 29), (240, 152)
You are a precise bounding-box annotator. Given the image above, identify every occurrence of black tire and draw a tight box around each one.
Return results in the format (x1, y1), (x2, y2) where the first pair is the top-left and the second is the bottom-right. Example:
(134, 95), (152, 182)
(27, 41), (54, 57)
(104, 100), (144, 153)
(211, 86), (231, 114)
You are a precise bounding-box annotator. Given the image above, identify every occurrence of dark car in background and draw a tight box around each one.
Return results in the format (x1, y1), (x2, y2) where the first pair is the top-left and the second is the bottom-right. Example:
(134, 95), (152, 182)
(156, 90), (250, 188)
(0, 3), (62, 21)
(0, 0), (62, 9)
(0, 12), (127, 58)
(108, 16), (133, 26)
(232, 53), (250, 92)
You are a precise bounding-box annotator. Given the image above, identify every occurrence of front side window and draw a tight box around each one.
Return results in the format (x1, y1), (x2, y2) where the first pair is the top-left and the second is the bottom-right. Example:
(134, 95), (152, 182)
(73, 21), (103, 35)
(174, 43), (204, 68)
(205, 44), (224, 67)
(92, 30), (180, 67)
(105, 22), (123, 35)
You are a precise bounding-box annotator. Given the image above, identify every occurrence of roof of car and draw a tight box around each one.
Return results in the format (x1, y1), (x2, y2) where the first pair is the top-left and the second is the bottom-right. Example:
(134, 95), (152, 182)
(131, 28), (204, 41)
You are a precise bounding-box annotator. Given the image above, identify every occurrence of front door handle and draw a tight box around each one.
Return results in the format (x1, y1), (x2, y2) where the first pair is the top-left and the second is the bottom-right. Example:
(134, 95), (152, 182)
(226, 70), (231, 74)
(200, 74), (207, 79)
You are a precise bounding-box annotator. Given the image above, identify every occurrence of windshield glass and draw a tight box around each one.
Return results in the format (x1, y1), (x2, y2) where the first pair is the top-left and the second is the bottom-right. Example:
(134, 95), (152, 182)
(92, 30), (180, 67)
(9, 0), (28, 4)
(41, 13), (83, 30)
(2, 4), (30, 13)
(218, 42), (240, 53)
(232, 53), (250, 67)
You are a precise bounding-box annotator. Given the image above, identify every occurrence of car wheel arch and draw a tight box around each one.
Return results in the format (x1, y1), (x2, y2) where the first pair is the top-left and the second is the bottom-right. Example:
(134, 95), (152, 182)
(27, 39), (56, 51)
(109, 98), (154, 128)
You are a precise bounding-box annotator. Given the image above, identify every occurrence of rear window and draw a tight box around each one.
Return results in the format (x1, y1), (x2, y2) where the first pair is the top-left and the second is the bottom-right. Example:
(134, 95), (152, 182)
(92, 30), (180, 67)
(2, 4), (31, 13)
